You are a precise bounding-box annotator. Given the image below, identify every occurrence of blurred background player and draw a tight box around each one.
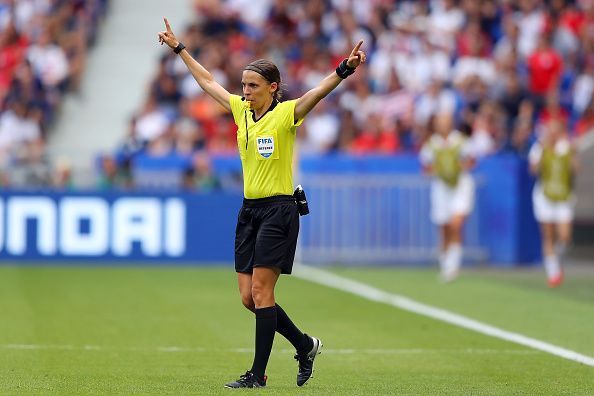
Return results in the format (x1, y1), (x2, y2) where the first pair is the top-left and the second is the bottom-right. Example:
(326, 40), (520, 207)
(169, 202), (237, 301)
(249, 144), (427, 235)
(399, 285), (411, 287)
(529, 119), (579, 287)
(420, 112), (475, 282)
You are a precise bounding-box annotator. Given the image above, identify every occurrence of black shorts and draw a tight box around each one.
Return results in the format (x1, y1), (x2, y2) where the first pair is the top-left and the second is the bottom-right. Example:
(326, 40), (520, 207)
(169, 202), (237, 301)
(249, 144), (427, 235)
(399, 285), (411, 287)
(235, 195), (299, 275)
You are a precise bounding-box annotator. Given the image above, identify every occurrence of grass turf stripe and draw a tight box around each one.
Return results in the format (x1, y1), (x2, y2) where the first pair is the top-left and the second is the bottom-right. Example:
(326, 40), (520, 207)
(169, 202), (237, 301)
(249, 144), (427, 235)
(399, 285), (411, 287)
(293, 264), (594, 367)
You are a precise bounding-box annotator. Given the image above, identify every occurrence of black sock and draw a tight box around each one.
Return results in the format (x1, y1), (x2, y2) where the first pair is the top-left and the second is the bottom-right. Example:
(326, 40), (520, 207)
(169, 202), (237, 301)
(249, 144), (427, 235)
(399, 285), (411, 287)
(250, 306), (277, 380)
(275, 304), (312, 355)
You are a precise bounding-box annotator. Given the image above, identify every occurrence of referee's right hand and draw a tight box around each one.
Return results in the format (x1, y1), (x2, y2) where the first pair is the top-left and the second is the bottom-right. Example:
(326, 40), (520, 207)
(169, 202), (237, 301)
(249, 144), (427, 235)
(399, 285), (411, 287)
(346, 40), (366, 69)
(158, 17), (179, 49)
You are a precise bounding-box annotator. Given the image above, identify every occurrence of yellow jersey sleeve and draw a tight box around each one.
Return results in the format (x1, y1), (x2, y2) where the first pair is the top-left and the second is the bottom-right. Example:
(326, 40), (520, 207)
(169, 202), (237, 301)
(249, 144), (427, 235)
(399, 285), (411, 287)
(229, 94), (247, 126)
(280, 99), (304, 130)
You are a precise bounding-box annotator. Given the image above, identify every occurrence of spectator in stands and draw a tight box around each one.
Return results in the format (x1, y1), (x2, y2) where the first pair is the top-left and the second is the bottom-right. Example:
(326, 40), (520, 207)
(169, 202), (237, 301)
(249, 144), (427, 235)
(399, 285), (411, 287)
(26, 27), (69, 91)
(52, 157), (73, 189)
(427, 0), (465, 53)
(300, 100), (340, 154)
(182, 151), (220, 192)
(414, 78), (457, 141)
(527, 34), (564, 110)
(492, 71), (529, 132)
(508, 115), (537, 158)
(7, 60), (51, 126)
(157, 16), (365, 389)
(113, 116), (143, 186)
(0, 0), (108, 189)
(0, 100), (42, 164)
(0, 22), (27, 103)
(537, 90), (570, 134)
(529, 119), (579, 287)
(338, 77), (376, 127)
(420, 112), (475, 282)
(349, 112), (399, 155)
(134, 95), (171, 143)
(56, 0), (89, 92)
(572, 59), (594, 117)
(502, 100), (537, 158)
(206, 115), (237, 154)
(456, 17), (492, 58)
(575, 101), (594, 137)
(493, 14), (520, 64)
(377, 69), (415, 141)
(105, 0), (594, 195)
(97, 155), (128, 190)
(516, 0), (546, 58)
(468, 100), (500, 157)
(335, 108), (358, 152)
(151, 56), (182, 114)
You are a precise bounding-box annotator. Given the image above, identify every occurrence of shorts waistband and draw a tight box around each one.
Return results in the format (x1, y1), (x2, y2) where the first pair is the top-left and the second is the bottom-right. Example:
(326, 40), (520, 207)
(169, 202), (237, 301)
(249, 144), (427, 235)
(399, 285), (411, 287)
(243, 195), (295, 208)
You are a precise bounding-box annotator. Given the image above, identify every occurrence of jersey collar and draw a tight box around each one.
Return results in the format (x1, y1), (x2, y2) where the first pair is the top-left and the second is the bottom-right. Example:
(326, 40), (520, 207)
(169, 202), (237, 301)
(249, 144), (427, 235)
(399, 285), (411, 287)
(251, 99), (278, 122)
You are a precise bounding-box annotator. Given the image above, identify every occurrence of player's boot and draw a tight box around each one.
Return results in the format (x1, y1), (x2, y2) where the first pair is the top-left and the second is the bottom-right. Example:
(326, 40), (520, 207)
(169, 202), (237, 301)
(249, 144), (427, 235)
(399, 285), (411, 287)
(295, 334), (322, 386)
(548, 272), (564, 288)
(224, 371), (266, 388)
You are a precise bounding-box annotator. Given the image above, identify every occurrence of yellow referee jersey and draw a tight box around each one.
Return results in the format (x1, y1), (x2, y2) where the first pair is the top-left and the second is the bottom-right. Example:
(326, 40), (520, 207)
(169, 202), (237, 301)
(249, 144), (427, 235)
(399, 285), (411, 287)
(229, 94), (304, 199)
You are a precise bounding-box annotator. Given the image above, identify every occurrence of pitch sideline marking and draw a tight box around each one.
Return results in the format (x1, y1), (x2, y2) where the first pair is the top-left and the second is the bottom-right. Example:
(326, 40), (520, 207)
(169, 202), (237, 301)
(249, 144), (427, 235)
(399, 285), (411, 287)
(0, 344), (539, 355)
(292, 264), (594, 367)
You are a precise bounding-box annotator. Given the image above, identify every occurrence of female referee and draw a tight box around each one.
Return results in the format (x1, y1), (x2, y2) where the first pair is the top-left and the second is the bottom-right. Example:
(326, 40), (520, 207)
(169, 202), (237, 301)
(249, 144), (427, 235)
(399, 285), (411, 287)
(158, 18), (366, 388)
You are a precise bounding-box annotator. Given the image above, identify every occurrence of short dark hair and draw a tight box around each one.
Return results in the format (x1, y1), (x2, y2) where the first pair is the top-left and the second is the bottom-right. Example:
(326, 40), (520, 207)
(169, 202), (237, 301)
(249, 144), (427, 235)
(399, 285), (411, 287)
(244, 59), (282, 100)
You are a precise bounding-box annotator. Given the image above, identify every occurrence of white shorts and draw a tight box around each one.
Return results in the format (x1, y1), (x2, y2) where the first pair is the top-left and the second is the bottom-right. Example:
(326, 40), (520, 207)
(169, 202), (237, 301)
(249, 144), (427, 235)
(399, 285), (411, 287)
(430, 174), (475, 225)
(532, 184), (574, 223)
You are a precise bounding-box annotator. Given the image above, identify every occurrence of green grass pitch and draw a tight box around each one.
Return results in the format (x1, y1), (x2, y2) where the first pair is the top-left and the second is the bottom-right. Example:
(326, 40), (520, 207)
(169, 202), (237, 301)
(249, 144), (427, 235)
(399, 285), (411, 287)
(0, 264), (593, 395)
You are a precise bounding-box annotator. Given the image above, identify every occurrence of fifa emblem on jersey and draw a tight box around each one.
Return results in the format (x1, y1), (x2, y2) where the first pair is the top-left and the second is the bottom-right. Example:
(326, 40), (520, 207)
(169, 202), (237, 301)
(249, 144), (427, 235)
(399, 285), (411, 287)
(257, 136), (274, 158)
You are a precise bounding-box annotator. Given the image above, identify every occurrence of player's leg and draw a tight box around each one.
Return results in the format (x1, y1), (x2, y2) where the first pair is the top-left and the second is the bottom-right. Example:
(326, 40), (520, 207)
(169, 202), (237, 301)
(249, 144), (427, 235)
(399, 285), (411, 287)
(541, 222), (555, 257)
(533, 186), (561, 286)
(439, 224), (451, 278)
(249, 266), (281, 383)
(238, 272), (312, 356)
(446, 213), (466, 279)
(256, 201), (321, 386)
(556, 221), (572, 254)
(551, 219), (572, 286)
(272, 228), (321, 387)
(237, 272), (255, 311)
(432, 181), (451, 279)
(226, 205), (268, 388)
(554, 201), (574, 257)
(225, 267), (279, 389)
(443, 174), (475, 281)
(541, 222), (562, 286)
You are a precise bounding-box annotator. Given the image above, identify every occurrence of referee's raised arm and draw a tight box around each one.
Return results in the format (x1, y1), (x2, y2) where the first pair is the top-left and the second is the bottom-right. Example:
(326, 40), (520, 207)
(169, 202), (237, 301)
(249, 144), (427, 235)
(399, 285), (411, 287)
(294, 40), (366, 121)
(158, 17), (231, 112)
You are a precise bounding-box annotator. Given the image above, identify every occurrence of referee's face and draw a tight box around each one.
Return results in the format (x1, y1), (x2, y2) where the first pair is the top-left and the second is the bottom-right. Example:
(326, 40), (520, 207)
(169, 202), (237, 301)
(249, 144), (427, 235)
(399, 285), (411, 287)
(241, 70), (276, 109)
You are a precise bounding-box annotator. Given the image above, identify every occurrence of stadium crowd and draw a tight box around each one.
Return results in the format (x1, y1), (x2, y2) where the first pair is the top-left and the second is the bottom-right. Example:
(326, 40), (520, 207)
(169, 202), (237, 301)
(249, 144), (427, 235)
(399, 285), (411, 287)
(102, 0), (594, 191)
(1, 0), (593, 190)
(0, 0), (109, 188)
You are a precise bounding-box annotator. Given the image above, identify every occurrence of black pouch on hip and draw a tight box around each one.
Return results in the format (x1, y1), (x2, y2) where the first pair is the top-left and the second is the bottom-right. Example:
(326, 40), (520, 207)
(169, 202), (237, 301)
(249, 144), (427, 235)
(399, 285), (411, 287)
(293, 185), (310, 216)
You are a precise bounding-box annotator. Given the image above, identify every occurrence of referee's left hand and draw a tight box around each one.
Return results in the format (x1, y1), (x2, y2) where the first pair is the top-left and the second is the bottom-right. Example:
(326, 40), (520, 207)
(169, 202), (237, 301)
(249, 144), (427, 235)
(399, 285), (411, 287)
(346, 40), (366, 69)
(158, 17), (179, 49)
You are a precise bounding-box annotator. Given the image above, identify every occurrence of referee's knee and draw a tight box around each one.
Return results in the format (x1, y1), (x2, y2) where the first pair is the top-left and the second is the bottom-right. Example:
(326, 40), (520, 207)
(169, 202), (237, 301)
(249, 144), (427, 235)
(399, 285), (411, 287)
(251, 283), (274, 308)
(241, 294), (255, 312)
(241, 298), (256, 312)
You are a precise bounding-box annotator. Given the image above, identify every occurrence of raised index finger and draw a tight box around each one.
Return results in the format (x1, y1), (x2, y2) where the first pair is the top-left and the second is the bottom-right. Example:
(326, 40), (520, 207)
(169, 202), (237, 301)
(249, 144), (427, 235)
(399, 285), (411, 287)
(164, 17), (172, 32)
(350, 40), (363, 56)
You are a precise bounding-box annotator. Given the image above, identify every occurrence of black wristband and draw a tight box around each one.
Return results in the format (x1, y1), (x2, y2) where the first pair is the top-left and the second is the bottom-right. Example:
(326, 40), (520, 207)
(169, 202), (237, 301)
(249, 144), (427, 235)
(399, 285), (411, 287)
(335, 58), (356, 79)
(173, 42), (186, 54)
